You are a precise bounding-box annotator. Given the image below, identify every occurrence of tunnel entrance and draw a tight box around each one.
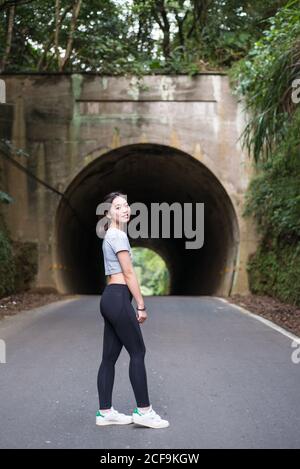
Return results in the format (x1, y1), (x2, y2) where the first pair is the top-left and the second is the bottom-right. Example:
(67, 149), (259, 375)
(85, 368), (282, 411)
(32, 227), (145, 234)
(131, 247), (171, 296)
(54, 143), (239, 295)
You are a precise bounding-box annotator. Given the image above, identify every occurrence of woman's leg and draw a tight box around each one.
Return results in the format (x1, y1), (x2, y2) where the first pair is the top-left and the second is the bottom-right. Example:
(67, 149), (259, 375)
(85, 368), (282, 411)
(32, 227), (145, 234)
(98, 284), (150, 409)
(97, 315), (123, 410)
(112, 289), (151, 408)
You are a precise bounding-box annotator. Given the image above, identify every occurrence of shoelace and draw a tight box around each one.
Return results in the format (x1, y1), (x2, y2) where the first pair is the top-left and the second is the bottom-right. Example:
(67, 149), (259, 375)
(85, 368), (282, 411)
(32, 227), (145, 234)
(103, 407), (164, 421)
(110, 407), (121, 416)
(144, 408), (162, 421)
(109, 407), (127, 417)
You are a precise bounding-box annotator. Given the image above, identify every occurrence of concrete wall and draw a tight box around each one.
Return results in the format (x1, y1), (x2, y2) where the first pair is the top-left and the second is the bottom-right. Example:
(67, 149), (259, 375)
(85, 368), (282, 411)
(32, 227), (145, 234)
(0, 73), (260, 296)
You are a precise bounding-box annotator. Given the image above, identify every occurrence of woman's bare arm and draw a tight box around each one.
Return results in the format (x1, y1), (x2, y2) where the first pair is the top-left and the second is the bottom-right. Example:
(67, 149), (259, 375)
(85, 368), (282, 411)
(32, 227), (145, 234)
(117, 250), (145, 309)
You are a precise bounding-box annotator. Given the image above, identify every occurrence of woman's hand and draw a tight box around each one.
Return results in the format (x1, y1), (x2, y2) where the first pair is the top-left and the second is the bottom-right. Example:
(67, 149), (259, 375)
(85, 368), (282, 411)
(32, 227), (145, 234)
(136, 308), (148, 324)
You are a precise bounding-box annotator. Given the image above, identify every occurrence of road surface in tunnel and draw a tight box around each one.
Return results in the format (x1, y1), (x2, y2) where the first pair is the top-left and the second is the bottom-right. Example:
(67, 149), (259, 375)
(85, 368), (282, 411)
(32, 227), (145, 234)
(0, 295), (299, 449)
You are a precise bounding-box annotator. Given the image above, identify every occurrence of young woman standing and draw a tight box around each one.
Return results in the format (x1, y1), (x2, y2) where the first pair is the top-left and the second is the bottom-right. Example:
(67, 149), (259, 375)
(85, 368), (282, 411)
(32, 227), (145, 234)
(96, 191), (169, 429)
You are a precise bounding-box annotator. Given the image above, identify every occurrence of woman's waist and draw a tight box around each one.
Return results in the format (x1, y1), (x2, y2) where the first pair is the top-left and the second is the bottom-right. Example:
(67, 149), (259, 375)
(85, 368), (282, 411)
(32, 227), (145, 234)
(106, 271), (126, 284)
(103, 282), (133, 301)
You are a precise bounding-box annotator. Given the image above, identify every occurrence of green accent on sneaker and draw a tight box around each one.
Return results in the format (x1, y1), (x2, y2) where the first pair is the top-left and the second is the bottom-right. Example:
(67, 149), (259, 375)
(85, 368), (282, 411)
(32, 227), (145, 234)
(96, 410), (105, 418)
(133, 407), (142, 416)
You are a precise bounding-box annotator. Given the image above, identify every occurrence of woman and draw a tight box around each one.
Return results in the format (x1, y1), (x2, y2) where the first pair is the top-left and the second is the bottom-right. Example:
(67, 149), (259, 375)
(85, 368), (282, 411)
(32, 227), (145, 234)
(96, 191), (169, 429)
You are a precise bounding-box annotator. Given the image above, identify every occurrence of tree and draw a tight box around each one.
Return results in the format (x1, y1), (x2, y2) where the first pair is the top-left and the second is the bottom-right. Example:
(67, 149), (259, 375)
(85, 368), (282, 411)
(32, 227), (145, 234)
(0, 0), (290, 74)
(229, 0), (300, 162)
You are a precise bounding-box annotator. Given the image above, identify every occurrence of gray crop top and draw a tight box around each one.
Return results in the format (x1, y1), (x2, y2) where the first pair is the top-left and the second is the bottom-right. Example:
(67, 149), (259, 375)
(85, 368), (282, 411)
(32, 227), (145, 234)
(102, 227), (133, 275)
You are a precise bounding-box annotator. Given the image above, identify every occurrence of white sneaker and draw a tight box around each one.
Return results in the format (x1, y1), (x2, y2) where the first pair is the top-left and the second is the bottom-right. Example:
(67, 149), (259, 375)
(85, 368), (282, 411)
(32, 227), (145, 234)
(96, 406), (133, 426)
(132, 405), (170, 429)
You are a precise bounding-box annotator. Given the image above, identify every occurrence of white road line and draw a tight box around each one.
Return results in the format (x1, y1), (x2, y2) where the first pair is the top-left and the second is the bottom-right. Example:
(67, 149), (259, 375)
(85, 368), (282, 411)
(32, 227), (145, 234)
(215, 297), (300, 342)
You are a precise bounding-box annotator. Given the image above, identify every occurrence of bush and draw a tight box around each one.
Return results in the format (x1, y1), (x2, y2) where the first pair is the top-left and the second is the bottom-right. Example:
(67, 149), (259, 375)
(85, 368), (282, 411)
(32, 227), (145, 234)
(229, 1), (300, 305)
(248, 237), (300, 306)
(11, 240), (38, 293)
(0, 213), (16, 298)
(0, 212), (38, 298)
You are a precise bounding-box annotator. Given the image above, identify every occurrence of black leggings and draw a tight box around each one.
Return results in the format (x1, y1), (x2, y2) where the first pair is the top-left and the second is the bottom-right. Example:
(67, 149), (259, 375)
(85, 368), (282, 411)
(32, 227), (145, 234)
(97, 283), (151, 409)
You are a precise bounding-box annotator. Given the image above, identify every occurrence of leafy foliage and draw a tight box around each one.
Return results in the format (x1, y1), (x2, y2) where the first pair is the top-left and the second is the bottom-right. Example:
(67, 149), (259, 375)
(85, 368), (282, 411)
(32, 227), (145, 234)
(0, 0), (289, 74)
(229, 0), (300, 162)
(242, 107), (300, 241)
(247, 239), (300, 305)
(0, 213), (15, 297)
(132, 247), (170, 296)
(230, 0), (300, 305)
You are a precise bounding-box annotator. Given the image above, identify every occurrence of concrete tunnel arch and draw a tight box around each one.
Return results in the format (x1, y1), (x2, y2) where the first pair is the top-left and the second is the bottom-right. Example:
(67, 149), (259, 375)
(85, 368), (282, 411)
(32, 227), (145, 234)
(54, 143), (240, 296)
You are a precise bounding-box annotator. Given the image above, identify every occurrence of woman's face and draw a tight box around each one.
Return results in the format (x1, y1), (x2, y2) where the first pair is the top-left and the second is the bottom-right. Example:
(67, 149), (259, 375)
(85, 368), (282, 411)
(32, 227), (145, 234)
(108, 196), (131, 225)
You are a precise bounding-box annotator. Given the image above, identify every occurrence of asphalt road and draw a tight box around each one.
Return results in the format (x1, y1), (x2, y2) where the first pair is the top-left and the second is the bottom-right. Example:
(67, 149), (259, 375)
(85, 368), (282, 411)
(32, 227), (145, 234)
(0, 294), (299, 449)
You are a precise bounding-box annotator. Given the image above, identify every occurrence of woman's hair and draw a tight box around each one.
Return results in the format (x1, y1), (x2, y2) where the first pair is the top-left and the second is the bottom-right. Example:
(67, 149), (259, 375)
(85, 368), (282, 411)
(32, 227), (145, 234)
(101, 190), (128, 232)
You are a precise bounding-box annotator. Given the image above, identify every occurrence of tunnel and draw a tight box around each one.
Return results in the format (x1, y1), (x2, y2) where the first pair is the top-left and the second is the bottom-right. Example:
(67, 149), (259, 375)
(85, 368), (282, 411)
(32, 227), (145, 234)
(54, 143), (240, 295)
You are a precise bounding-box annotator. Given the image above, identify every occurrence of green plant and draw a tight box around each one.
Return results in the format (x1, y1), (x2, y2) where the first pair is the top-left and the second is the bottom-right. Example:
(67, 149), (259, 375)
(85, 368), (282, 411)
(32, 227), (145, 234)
(229, 1), (300, 163)
(0, 213), (16, 298)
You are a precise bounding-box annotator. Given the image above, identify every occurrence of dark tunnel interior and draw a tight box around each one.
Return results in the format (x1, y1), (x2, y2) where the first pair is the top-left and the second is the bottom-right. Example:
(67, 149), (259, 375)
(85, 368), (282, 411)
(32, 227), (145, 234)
(54, 143), (240, 295)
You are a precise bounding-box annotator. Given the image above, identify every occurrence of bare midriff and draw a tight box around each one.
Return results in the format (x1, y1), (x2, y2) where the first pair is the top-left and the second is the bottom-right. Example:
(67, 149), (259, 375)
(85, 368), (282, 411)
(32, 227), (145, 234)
(107, 272), (127, 285)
